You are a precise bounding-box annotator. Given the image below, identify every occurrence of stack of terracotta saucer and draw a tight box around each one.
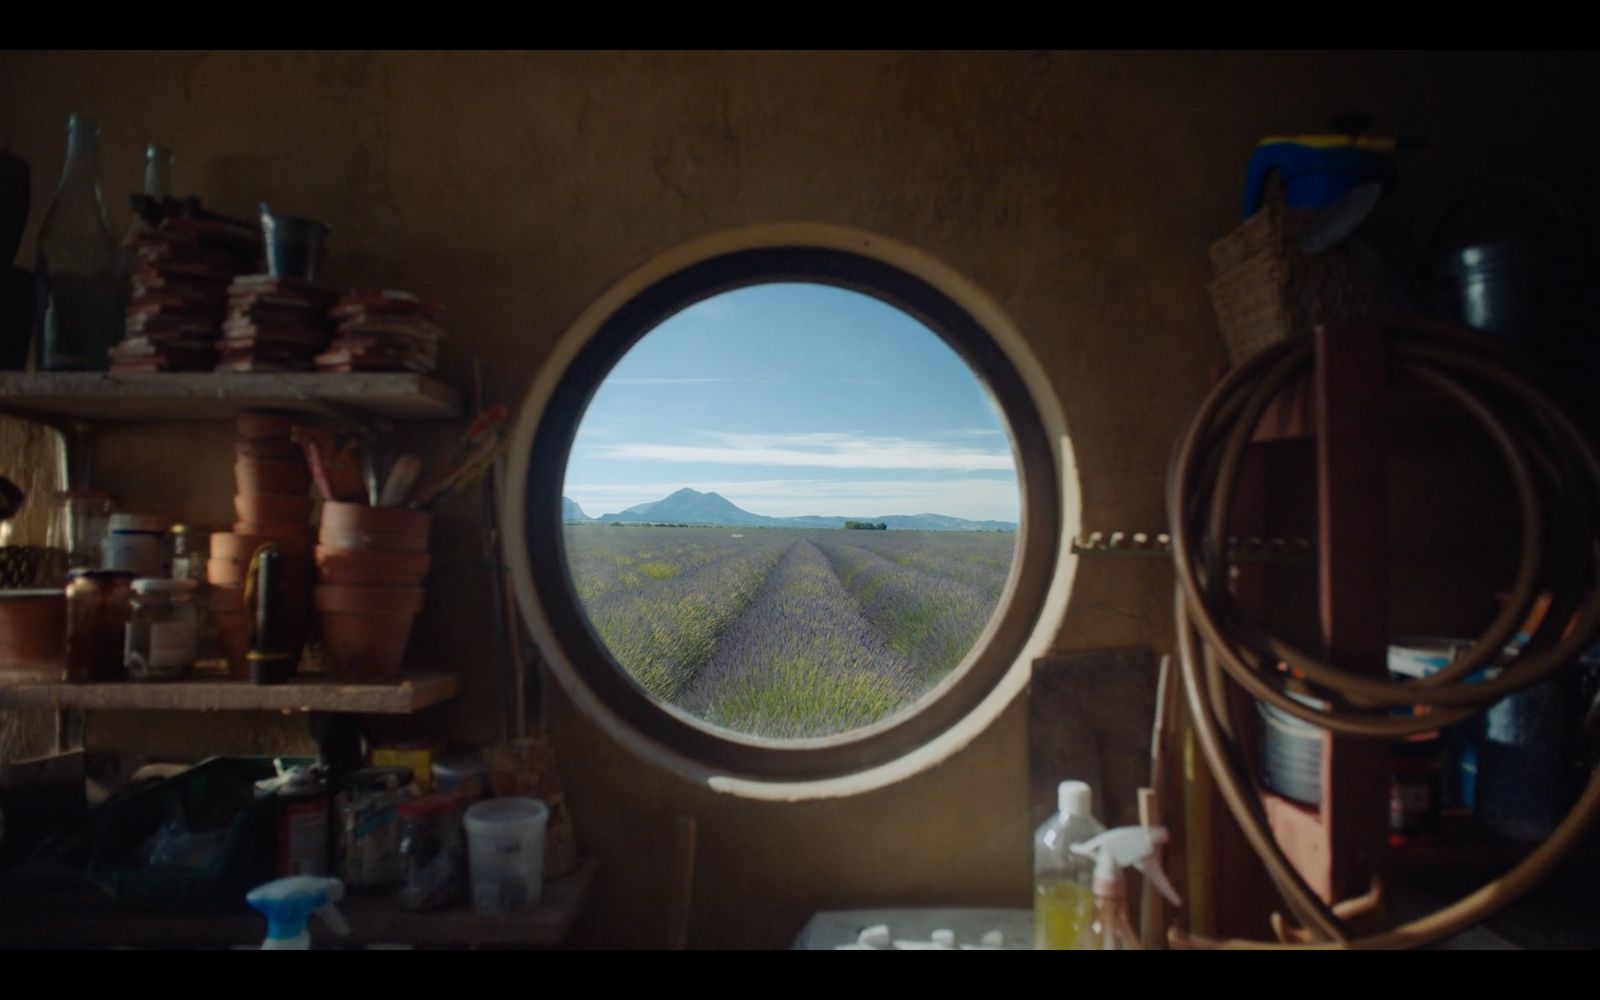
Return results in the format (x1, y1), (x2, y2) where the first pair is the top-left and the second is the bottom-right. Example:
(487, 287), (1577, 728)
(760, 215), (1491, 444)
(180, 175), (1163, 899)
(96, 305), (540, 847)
(206, 411), (313, 675)
(316, 289), (447, 373)
(110, 216), (260, 372)
(314, 501), (432, 680)
(218, 275), (337, 372)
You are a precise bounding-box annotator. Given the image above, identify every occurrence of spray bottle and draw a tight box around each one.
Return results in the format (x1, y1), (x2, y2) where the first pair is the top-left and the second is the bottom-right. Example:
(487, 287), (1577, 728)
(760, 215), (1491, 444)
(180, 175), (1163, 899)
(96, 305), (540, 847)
(1069, 826), (1182, 950)
(1032, 780), (1105, 949)
(246, 875), (351, 950)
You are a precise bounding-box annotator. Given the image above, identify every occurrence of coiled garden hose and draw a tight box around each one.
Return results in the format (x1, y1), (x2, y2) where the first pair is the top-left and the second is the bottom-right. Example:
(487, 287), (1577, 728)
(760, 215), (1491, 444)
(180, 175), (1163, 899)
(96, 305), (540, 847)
(1166, 320), (1600, 949)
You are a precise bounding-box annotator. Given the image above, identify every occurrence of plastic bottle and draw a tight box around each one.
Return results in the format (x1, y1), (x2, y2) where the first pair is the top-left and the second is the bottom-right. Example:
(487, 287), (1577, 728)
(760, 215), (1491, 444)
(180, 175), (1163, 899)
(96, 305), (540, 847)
(1032, 779), (1104, 949)
(1070, 826), (1183, 950)
(246, 875), (351, 950)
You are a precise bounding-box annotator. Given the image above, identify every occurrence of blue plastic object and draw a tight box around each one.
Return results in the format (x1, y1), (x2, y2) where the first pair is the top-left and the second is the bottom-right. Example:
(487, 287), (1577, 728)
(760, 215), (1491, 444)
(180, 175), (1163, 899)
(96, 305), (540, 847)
(1243, 138), (1395, 219)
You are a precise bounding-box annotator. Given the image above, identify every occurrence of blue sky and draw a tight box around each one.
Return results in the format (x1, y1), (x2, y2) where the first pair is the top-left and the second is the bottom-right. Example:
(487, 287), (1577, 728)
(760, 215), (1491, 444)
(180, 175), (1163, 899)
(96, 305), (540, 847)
(563, 283), (1020, 522)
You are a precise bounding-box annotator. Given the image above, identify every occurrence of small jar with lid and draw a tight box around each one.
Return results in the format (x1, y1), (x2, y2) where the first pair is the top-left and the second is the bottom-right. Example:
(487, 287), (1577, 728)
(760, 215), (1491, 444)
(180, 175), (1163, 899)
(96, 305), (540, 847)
(431, 753), (488, 804)
(397, 793), (467, 911)
(124, 577), (200, 681)
(168, 524), (208, 583)
(102, 514), (170, 578)
(65, 569), (136, 682)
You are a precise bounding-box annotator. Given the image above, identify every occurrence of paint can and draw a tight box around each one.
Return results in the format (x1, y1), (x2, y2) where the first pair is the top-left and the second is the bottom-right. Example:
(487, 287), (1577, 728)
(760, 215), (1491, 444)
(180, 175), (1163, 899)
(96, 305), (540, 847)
(256, 765), (330, 877)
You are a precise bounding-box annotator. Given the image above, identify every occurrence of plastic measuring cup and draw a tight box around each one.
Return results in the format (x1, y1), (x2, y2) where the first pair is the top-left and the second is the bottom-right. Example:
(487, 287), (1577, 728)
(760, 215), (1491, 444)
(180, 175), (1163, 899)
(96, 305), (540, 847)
(463, 797), (548, 915)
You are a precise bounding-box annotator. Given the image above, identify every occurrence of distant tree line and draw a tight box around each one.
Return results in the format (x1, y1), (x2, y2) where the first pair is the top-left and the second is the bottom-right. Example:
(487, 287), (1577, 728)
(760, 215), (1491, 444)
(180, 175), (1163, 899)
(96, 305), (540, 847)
(844, 521), (888, 531)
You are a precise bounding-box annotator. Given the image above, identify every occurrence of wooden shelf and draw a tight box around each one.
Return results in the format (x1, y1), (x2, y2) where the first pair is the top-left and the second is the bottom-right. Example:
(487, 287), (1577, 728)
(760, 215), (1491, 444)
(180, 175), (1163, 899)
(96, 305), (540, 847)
(0, 371), (460, 421)
(0, 858), (596, 949)
(0, 672), (463, 715)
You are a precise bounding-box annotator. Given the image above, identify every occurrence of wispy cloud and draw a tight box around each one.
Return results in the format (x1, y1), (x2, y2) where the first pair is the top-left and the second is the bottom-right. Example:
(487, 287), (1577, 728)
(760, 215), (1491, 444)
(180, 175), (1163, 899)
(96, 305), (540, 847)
(606, 377), (731, 385)
(593, 431), (1014, 472)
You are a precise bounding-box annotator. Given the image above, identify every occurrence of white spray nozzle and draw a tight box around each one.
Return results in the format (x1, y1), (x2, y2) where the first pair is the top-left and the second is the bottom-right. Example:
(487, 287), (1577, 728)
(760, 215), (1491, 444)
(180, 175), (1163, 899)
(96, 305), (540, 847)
(1070, 826), (1182, 908)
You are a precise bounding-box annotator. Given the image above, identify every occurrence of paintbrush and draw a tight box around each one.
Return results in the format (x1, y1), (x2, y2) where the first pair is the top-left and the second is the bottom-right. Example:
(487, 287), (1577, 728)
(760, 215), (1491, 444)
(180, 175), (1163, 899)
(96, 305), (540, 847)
(408, 404), (508, 509)
(377, 454), (422, 508)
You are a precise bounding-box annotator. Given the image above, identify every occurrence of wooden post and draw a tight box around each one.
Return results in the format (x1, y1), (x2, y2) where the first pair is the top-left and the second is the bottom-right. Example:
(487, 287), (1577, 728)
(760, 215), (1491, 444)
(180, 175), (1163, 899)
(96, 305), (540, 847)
(1313, 322), (1391, 903)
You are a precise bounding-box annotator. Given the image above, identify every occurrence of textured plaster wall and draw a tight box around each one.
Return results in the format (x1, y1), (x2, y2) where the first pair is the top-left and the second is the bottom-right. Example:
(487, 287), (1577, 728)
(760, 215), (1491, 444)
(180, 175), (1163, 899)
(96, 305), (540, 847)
(2, 50), (1596, 947)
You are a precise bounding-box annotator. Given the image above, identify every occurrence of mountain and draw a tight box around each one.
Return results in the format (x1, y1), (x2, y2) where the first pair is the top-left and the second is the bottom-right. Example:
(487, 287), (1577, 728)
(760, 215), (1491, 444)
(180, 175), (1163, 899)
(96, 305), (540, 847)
(597, 487), (757, 525)
(562, 496), (593, 521)
(591, 488), (1015, 532)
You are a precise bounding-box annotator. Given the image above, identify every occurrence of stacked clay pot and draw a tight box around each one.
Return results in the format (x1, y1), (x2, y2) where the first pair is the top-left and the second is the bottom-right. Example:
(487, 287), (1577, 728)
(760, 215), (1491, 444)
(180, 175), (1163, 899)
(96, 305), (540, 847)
(207, 411), (314, 676)
(314, 502), (431, 680)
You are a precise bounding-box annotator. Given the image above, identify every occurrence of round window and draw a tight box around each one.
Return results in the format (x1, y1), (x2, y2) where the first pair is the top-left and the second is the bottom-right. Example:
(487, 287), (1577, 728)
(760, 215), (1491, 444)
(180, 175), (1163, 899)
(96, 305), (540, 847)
(505, 228), (1076, 789)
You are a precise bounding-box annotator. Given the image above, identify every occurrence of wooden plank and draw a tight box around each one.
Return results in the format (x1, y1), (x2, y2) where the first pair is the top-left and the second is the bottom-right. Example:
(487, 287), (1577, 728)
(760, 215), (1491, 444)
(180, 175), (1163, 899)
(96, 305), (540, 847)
(1029, 649), (1160, 831)
(0, 858), (595, 948)
(0, 372), (460, 421)
(666, 815), (697, 949)
(1313, 322), (1391, 904)
(0, 673), (462, 715)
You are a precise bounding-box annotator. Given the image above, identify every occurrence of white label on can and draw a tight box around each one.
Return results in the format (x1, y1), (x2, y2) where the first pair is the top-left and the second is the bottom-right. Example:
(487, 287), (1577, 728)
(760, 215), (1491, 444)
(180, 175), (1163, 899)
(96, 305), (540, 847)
(147, 620), (197, 667)
(282, 799), (328, 876)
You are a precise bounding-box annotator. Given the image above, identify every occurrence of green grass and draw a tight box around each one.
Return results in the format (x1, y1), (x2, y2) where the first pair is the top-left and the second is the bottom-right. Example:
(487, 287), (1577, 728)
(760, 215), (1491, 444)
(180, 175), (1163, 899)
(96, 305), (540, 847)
(704, 655), (901, 738)
(636, 561), (680, 580)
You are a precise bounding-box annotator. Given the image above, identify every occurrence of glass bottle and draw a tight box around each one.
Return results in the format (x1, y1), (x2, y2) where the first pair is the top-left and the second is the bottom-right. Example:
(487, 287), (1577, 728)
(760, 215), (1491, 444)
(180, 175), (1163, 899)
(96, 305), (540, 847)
(141, 144), (173, 201)
(119, 143), (173, 298)
(34, 113), (121, 371)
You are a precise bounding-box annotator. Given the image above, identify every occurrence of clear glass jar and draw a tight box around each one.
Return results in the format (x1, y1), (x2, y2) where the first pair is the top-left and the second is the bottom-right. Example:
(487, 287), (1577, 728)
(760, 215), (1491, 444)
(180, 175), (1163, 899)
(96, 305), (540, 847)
(124, 577), (199, 681)
(34, 113), (121, 371)
(397, 794), (466, 911)
(47, 489), (114, 578)
(337, 766), (415, 893)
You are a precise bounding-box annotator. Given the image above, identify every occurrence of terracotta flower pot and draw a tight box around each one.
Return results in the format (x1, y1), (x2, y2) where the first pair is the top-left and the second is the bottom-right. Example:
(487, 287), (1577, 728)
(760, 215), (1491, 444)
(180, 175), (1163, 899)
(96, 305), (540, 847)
(318, 609), (417, 681)
(233, 520), (313, 541)
(235, 493), (313, 525)
(236, 411), (296, 442)
(0, 591), (66, 681)
(314, 545), (431, 586)
(207, 557), (246, 587)
(235, 459), (311, 496)
(211, 532), (311, 560)
(313, 583), (426, 617)
(318, 502), (431, 551)
(211, 605), (252, 679)
(318, 525), (430, 553)
(235, 438), (303, 462)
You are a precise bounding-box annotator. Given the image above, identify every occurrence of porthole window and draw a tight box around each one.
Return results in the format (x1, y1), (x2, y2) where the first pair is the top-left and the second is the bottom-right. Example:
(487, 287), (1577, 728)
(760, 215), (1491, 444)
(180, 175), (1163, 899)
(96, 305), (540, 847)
(505, 227), (1077, 791)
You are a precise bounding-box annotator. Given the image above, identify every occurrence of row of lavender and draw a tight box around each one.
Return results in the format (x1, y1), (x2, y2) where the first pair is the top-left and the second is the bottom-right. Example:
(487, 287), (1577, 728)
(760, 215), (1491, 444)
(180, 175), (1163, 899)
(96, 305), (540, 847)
(563, 526), (1016, 737)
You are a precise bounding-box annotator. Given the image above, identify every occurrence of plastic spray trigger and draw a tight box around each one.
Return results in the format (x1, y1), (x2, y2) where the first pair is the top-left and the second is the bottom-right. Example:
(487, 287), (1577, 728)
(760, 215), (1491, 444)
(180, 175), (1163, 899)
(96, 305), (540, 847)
(246, 876), (350, 949)
(1071, 826), (1183, 908)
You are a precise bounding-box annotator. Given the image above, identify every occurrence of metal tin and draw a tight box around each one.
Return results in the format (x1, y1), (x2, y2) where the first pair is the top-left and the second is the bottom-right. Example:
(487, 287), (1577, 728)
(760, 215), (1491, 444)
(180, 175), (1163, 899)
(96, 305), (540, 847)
(257, 768), (330, 877)
(336, 766), (414, 892)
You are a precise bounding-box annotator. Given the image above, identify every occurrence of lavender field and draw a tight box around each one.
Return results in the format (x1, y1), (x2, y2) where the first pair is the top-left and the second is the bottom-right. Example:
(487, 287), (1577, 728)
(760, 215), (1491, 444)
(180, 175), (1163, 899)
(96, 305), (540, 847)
(565, 525), (1016, 738)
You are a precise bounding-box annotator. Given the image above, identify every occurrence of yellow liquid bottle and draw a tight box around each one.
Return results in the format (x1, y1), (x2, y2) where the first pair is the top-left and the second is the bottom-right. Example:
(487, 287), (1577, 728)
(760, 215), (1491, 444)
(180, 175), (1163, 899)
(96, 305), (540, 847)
(1032, 780), (1104, 950)
(1034, 876), (1096, 949)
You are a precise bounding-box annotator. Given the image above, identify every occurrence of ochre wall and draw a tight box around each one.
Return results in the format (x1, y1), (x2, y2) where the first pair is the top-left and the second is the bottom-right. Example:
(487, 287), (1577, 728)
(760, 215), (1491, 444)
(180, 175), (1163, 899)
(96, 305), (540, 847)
(3, 51), (1596, 947)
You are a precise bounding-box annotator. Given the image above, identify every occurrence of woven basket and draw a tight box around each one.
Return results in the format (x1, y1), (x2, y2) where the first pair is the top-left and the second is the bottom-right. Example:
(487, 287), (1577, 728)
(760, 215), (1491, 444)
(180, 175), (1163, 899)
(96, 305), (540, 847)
(1208, 200), (1390, 367)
